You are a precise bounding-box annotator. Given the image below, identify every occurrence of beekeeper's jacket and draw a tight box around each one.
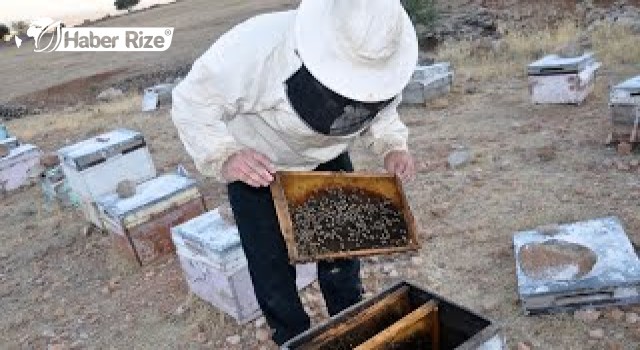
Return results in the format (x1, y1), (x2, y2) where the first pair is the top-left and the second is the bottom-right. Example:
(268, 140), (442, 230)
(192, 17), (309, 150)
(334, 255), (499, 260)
(171, 11), (409, 182)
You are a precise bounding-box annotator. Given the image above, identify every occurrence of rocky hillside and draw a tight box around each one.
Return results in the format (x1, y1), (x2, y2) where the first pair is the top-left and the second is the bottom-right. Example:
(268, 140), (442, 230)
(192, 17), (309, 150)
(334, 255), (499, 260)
(417, 0), (640, 48)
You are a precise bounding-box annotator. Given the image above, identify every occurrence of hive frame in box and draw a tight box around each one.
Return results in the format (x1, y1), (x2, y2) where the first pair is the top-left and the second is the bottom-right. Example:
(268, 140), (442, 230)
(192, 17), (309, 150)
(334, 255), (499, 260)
(270, 171), (420, 264)
(58, 129), (156, 229)
(282, 281), (505, 350)
(0, 144), (41, 193)
(527, 53), (601, 105)
(97, 174), (206, 266)
(171, 208), (317, 324)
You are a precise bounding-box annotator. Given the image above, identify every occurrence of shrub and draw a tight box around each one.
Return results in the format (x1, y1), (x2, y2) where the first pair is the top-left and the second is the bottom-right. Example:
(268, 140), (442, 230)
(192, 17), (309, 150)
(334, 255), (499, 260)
(114, 0), (140, 11)
(11, 20), (29, 34)
(402, 0), (438, 29)
(0, 23), (9, 38)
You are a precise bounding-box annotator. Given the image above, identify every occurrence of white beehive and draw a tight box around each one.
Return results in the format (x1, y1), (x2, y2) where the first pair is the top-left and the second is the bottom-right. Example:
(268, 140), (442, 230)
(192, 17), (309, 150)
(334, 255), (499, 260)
(171, 209), (318, 324)
(609, 75), (640, 143)
(57, 129), (156, 228)
(0, 144), (41, 192)
(528, 53), (601, 105)
(402, 63), (453, 105)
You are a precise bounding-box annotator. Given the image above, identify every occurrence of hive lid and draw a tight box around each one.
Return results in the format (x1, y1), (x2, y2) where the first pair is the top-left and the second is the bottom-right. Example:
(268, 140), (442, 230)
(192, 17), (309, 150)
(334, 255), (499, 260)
(411, 62), (452, 81)
(613, 75), (640, 93)
(97, 174), (197, 219)
(513, 217), (640, 299)
(1, 144), (39, 160)
(57, 129), (146, 171)
(172, 209), (241, 256)
(527, 53), (595, 75)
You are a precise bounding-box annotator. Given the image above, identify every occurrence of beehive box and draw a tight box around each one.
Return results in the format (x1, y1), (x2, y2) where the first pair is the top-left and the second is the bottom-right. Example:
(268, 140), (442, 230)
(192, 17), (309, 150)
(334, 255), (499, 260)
(527, 53), (601, 105)
(172, 209), (317, 324)
(271, 172), (419, 263)
(96, 174), (205, 265)
(402, 63), (453, 105)
(0, 144), (41, 193)
(282, 281), (505, 350)
(58, 129), (156, 228)
(609, 75), (640, 143)
(514, 217), (640, 315)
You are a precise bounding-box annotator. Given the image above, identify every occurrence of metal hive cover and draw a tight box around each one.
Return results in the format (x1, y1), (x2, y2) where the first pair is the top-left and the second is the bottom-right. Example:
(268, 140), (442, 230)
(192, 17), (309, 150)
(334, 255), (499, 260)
(613, 75), (640, 94)
(527, 53), (595, 75)
(513, 217), (640, 313)
(57, 129), (146, 171)
(97, 174), (197, 219)
(172, 209), (241, 256)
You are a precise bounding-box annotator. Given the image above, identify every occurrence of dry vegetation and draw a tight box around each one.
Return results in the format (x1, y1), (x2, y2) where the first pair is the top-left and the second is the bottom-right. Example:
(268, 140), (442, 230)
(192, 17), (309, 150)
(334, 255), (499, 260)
(437, 21), (640, 80)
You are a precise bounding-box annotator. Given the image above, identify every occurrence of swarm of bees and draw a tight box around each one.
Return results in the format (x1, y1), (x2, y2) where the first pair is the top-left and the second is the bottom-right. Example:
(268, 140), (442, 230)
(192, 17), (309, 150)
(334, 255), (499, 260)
(290, 187), (409, 257)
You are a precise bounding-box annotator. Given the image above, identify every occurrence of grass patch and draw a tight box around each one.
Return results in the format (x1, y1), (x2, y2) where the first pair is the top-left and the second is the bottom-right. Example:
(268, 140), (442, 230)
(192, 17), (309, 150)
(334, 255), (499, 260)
(436, 20), (639, 80)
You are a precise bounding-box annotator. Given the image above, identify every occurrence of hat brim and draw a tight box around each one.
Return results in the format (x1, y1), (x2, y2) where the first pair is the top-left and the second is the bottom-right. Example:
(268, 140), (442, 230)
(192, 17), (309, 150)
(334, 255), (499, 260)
(294, 0), (419, 102)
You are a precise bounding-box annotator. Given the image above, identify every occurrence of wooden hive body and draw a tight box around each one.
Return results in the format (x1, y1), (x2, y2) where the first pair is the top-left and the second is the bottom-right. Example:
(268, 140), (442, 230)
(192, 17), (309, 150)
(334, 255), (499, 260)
(97, 173), (205, 265)
(282, 281), (504, 349)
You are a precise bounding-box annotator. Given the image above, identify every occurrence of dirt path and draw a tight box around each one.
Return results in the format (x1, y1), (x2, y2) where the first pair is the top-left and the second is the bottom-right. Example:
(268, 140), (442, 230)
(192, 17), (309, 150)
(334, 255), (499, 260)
(0, 0), (297, 104)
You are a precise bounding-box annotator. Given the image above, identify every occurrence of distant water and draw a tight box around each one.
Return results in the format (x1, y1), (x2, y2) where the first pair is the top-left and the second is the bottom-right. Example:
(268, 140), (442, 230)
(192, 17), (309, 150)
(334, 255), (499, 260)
(1, 0), (176, 26)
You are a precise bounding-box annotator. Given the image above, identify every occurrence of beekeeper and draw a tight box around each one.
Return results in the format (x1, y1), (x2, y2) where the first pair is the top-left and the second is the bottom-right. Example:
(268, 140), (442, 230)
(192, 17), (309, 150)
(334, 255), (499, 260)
(172, 0), (418, 345)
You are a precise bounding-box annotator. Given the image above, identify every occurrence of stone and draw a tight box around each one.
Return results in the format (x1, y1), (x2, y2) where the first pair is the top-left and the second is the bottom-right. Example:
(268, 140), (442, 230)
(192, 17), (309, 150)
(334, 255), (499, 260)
(516, 342), (531, 350)
(626, 312), (639, 324)
(574, 309), (601, 322)
(40, 153), (61, 168)
(411, 256), (423, 266)
(631, 159), (640, 168)
(536, 145), (556, 162)
(47, 343), (68, 350)
(617, 142), (633, 155)
(116, 180), (136, 199)
(389, 269), (400, 278)
(604, 308), (625, 321)
(256, 328), (271, 342)
(255, 317), (266, 329)
(616, 160), (631, 171)
(226, 335), (241, 345)
(96, 87), (124, 102)
(448, 150), (472, 169)
(588, 328), (605, 339)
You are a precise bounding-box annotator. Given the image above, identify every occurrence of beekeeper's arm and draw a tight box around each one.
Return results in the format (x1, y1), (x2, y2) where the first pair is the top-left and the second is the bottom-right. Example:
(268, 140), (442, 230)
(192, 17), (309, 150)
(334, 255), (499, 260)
(360, 96), (415, 180)
(171, 33), (274, 187)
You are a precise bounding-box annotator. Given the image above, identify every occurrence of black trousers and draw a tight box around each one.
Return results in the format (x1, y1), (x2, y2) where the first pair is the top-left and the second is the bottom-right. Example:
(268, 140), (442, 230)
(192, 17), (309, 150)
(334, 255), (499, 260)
(227, 153), (363, 345)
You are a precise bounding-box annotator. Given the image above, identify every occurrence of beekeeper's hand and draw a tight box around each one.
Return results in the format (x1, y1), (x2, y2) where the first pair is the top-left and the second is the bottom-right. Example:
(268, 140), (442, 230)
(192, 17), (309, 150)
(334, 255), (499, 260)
(221, 149), (275, 187)
(384, 150), (415, 181)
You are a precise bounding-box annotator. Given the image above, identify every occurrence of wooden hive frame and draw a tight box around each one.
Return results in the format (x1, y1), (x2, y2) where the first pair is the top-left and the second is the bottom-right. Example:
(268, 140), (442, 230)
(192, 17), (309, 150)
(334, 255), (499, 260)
(355, 300), (440, 350)
(270, 171), (420, 263)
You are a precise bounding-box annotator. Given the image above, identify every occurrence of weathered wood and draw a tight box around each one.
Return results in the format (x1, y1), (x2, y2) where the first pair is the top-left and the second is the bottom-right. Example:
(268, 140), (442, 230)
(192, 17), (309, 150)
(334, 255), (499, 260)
(270, 171), (420, 263)
(298, 286), (412, 350)
(354, 300), (440, 350)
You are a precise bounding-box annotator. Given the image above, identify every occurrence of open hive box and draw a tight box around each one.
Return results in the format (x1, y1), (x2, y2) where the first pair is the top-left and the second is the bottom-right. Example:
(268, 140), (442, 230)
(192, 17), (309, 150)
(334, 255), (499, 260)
(282, 281), (504, 350)
(271, 172), (419, 263)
